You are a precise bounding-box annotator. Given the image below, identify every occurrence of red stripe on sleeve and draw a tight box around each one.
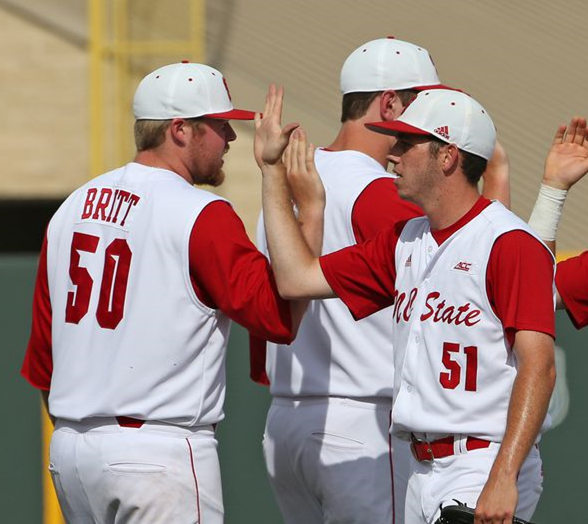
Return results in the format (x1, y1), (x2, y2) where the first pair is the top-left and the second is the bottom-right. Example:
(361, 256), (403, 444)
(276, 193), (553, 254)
(21, 234), (53, 391)
(556, 251), (588, 329)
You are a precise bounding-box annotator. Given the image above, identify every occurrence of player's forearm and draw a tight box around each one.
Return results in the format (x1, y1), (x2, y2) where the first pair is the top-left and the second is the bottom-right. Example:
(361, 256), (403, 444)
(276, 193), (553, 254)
(286, 204), (325, 333)
(481, 140), (510, 208)
(262, 163), (329, 300)
(489, 331), (555, 481)
(476, 334), (554, 520)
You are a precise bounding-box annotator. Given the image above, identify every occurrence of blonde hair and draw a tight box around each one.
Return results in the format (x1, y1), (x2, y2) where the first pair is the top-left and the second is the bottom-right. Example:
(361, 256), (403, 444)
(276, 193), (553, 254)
(134, 118), (206, 151)
(134, 120), (171, 151)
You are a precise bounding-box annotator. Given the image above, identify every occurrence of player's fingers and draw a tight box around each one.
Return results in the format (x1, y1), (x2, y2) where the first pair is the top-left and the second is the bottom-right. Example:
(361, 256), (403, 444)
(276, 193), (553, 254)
(283, 136), (291, 169)
(565, 117), (580, 143)
(262, 85), (273, 120)
(574, 117), (587, 145)
(552, 124), (567, 145)
(274, 85), (285, 124)
(268, 83), (280, 120)
(296, 129), (308, 171)
(282, 122), (300, 140)
(254, 112), (261, 130)
(288, 129), (300, 174)
(305, 142), (316, 172)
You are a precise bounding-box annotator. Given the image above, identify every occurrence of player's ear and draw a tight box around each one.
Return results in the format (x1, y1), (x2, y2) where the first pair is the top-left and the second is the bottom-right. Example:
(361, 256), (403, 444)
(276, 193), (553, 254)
(440, 144), (460, 174)
(380, 90), (403, 121)
(169, 118), (190, 146)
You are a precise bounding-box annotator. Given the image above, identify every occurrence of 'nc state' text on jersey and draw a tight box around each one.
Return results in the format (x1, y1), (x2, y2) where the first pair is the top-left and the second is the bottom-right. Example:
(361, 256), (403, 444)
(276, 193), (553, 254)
(393, 288), (481, 326)
(81, 187), (141, 227)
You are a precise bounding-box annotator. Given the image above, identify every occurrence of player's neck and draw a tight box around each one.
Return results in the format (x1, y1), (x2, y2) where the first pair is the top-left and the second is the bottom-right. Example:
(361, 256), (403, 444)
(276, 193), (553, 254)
(425, 183), (481, 231)
(134, 149), (192, 184)
(327, 120), (391, 168)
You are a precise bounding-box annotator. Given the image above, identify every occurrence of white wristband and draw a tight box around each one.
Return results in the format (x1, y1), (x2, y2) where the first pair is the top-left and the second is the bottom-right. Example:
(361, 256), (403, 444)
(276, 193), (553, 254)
(528, 183), (568, 241)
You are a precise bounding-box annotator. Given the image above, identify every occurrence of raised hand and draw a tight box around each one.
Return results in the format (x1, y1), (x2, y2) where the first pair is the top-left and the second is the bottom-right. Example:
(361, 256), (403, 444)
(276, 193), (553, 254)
(543, 117), (588, 190)
(284, 128), (325, 212)
(254, 84), (299, 168)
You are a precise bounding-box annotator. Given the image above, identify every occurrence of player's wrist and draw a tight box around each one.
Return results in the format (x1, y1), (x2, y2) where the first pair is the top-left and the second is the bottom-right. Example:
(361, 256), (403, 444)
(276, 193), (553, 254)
(541, 176), (571, 191)
(261, 161), (286, 174)
(528, 183), (568, 241)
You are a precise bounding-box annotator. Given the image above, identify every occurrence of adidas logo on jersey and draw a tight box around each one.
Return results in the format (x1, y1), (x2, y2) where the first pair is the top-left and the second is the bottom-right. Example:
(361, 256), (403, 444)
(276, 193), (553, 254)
(405, 254), (412, 267)
(453, 261), (472, 272)
(434, 125), (450, 140)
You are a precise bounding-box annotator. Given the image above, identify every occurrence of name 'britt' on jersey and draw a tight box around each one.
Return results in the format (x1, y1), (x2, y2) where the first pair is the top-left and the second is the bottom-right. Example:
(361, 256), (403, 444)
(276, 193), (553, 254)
(80, 187), (141, 228)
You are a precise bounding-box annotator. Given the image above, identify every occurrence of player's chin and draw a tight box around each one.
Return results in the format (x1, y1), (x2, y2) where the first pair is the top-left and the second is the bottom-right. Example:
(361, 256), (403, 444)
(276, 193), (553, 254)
(193, 168), (225, 187)
(207, 168), (226, 187)
(212, 169), (226, 187)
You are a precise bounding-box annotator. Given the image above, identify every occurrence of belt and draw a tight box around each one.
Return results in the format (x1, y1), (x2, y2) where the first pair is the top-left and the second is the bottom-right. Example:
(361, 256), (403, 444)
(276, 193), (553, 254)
(115, 416), (217, 431)
(410, 434), (491, 462)
(116, 416), (144, 428)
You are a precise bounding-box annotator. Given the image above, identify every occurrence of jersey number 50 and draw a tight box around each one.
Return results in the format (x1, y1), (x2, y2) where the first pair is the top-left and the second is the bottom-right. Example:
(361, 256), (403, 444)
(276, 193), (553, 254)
(65, 232), (132, 329)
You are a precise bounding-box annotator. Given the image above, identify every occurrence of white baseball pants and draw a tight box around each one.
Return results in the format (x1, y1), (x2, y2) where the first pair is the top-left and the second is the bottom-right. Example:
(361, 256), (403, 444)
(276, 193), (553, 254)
(404, 440), (543, 523)
(49, 418), (223, 523)
(262, 396), (410, 524)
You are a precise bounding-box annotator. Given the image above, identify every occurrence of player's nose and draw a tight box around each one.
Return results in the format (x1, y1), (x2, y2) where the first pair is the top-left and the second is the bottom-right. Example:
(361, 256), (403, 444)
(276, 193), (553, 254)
(226, 123), (237, 143)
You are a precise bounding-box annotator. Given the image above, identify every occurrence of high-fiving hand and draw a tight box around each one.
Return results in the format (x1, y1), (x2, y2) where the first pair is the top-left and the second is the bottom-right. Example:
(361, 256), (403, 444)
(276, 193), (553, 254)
(543, 117), (588, 190)
(254, 84), (299, 168)
(283, 128), (325, 214)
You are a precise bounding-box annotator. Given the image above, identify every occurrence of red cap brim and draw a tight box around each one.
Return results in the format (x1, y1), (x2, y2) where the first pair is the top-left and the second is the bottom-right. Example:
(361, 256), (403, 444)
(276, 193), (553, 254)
(205, 109), (256, 120)
(365, 120), (432, 137)
(412, 83), (458, 92)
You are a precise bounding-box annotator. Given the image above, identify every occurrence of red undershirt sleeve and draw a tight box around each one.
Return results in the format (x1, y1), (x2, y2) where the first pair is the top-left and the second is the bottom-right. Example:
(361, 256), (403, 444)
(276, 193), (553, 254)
(189, 200), (293, 344)
(351, 178), (423, 243)
(486, 230), (556, 347)
(21, 233), (53, 391)
(556, 251), (588, 329)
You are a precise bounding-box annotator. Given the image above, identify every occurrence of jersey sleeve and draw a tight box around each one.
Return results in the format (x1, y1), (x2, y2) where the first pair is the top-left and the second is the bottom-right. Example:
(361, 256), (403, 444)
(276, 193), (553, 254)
(351, 177), (423, 243)
(320, 224), (402, 320)
(486, 230), (555, 345)
(556, 251), (588, 329)
(189, 200), (293, 344)
(21, 234), (53, 391)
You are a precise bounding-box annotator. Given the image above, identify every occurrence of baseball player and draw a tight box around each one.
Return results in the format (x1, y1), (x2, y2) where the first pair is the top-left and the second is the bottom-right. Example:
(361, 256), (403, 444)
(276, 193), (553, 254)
(256, 86), (557, 523)
(252, 38), (510, 524)
(528, 117), (588, 329)
(20, 62), (316, 523)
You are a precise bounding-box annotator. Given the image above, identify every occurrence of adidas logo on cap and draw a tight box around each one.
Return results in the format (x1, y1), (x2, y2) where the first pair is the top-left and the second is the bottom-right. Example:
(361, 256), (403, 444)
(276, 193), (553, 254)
(434, 125), (450, 140)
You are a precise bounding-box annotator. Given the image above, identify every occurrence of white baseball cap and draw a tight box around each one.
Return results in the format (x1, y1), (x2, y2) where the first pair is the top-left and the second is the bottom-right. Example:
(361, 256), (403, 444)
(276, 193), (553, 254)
(133, 61), (255, 120)
(340, 37), (447, 94)
(366, 89), (496, 160)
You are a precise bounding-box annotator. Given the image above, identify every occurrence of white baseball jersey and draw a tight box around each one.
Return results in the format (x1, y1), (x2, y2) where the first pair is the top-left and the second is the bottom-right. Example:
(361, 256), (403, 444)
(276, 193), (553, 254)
(46, 162), (231, 426)
(260, 148), (397, 397)
(391, 201), (554, 440)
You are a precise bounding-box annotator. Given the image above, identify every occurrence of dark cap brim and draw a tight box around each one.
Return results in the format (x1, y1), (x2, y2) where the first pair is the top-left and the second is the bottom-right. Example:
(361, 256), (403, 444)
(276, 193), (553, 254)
(205, 109), (256, 120)
(365, 120), (432, 137)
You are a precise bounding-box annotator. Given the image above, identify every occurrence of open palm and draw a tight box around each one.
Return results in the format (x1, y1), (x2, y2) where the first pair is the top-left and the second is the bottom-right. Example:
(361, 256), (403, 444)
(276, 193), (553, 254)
(543, 117), (588, 190)
(254, 84), (299, 168)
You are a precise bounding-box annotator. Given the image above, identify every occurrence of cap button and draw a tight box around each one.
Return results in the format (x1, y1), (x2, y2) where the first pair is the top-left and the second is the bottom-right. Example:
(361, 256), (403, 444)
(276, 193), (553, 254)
(181, 59), (190, 63)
